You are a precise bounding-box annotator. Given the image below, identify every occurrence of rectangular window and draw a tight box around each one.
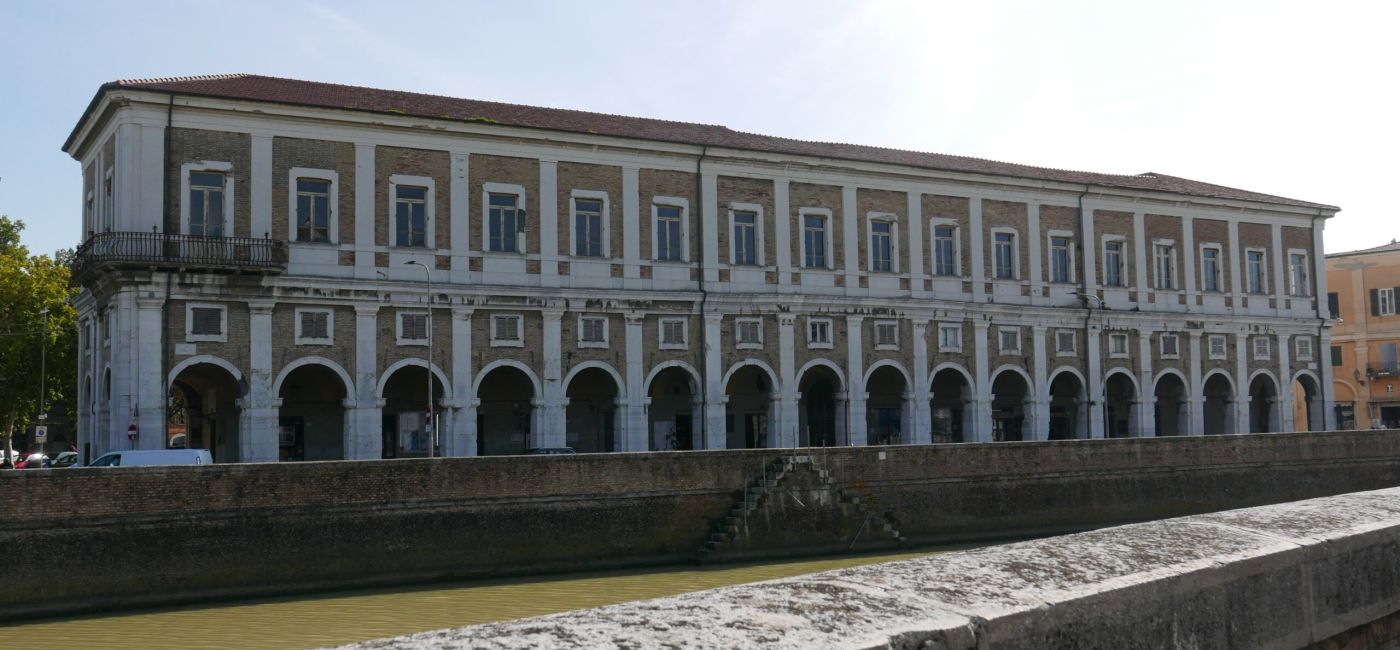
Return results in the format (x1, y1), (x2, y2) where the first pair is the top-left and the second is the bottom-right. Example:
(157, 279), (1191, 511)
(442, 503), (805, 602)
(659, 318), (687, 349)
(1253, 337), (1271, 360)
(938, 324), (962, 352)
(1055, 330), (1076, 355)
(655, 204), (684, 261)
(395, 185), (428, 248)
(1103, 240), (1124, 287)
(998, 328), (1020, 354)
(102, 167), (115, 231)
(1289, 252), (1310, 296)
(1379, 288), (1396, 316)
(1109, 333), (1129, 358)
(190, 308), (223, 336)
(874, 321), (898, 349)
(398, 313), (429, 344)
(1247, 250), (1267, 294)
(1160, 333), (1180, 358)
(295, 308), (333, 345)
(807, 318), (832, 348)
(1383, 343), (1399, 375)
(1201, 247), (1221, 292)
(736, 318), (762, 347)
(732, 211), (757, 266)
(1049, 236), (1073, 284)
(488, 193), (522, 253)
(296, 178), (332, 243)
(188, 171), (226, 237)
(1154, 243), (1175, 290)
(803, 214), (828, 269)
(870, 221), (893, 273)
(578, 315), (608, 347)
(932, 225), (957, 276)
(993, 232), (1016, 280)
(1328, 292), (1340, 319)
(490, 314), (523, 346)
(1331, 345), (1343, 367)
(1295, 336), (1314, 361)
(1209, 334), (1228, 360)
(574, 198), (604, 257)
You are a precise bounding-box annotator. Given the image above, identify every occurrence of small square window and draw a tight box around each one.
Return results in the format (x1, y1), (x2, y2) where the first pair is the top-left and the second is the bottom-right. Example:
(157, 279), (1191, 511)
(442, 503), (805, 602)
(1055, 330), (1076, 356)
(735, 318), (763, 348)
(490, 314), (524, 347)
(998, 327), (1021, 355)
(1295, 336), (1314, 361)
(807, 318), (832, 349)
(938, 324), (962, 352)
(1208, 335), (1228, 360)
(1253, 336), (1272, 360)
(295, 308), (333, 346)
(578, 315), (608, 348)
(1108, 333), (1130, 358)
(186, 303), (227, 343)
(659, 318), (687, 350)
(874, 321), (898, 349)
(1160, 333), (1180, 359)
(397, 312), (429, 346)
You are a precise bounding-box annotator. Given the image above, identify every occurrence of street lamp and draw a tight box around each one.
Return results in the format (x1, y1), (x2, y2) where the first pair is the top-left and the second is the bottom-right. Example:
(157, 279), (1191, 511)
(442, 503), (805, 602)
(38, 308), (48, 447)
(404, 261), (434, 458)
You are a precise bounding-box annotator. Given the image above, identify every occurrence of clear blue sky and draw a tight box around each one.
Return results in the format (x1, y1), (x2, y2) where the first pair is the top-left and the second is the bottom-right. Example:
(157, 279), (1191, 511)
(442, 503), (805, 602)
(2, 0), (1394, 257)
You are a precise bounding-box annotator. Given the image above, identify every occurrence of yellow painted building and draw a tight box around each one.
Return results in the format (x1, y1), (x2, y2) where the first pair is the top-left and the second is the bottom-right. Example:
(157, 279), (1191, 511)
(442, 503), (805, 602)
(1326, 241), (1400, 429)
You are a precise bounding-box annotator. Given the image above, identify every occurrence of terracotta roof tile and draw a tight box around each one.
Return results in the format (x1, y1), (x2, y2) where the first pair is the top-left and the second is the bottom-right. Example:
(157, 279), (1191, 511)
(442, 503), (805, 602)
(70, 74), (1337, 211)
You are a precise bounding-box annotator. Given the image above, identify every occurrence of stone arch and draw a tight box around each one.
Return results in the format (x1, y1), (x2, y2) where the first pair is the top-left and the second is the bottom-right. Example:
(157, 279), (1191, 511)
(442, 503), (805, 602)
(989, 365), (1033, 442)
(796, 358), (847, 393)
(1102, 368), (1139, 438)
(928, 361), (974, 390)
(470, 359), (542, 400)
(721, 358), (781, 393)
(723, 359), (780, 449)
(864, 360), (913, 445)
(1047, 366), (1088, 440)
(1153, 368), (1190, 436)
(929, 362), (974, 443)
(1247, 369), (1280, 434)
(564, 361), (626, 453)
(1248, 368), (1279, 392)
(378, 358), (452, 401)
(1102, 367), (1140, 397)
(863, 359), (913, 388)
(167, 354), (244, 390)
(1201, 369), (1236, 435)
(990, 364), (1033, 387)
(645, 360), (702, 451)
(563, 360), (626, 397)
(1291, 368), (1325, 432)
(167, 355), (244, 462)
(796, 358), (845, 447)
(645, 360), (703, 394)
(275, 356), (353, 461)
(1156, 367), (1192, 391)
(1048, 365), (1089, 390)
(273, 356), (354, 398)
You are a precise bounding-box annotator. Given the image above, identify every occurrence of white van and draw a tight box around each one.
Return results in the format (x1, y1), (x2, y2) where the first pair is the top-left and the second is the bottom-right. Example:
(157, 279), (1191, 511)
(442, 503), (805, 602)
(87, 449), (213, 467)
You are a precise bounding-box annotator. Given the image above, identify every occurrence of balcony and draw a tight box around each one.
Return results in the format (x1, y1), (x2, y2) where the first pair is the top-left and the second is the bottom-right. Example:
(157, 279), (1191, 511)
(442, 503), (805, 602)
(73, 232), (288, 286)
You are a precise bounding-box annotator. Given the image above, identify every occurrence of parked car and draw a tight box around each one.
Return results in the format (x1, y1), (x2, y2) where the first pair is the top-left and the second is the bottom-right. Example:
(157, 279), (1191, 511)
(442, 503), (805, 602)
(525, 447), (577, 455)
(87, 449), (213, 467)
(50, 451), (79, 468)
(15, 452), (48, 469)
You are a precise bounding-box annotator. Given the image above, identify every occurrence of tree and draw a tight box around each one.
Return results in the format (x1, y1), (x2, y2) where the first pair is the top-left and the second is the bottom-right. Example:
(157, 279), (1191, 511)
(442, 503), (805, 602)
(0, 216), (78, 464)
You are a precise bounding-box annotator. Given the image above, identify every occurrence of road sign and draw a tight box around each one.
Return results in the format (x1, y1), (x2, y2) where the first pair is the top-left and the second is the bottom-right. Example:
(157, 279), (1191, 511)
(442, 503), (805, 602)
(34, 426), (47, 443)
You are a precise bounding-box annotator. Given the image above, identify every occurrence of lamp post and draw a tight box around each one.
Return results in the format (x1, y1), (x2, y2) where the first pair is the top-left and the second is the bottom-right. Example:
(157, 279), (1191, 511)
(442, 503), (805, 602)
(38, 308), (48, 451)
(404, 261), (434, 458)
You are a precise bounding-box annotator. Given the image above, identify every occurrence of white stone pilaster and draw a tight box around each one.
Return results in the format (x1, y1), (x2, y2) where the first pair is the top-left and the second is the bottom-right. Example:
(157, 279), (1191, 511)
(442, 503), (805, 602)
(701, 173), (720, 284)
(911, 319), (931, 444)
(1187, 331), (1204, 436)
(450, 308), (475, 456)
(540, 159), (559, 286)
(241, 301), (278, 462)
(842, 185), (860, 291)
(250, 134), (272, 239)
(624, 313), (647, 451)
(540, 307), (566, 447)
(1182, 216), (1197, 309)
(1278, 332), (1294, 433)
(774, 179), (791, 287)
(1138, 328), (1158, 437)
(1227, 219), (1244, 300)
(354, 143), (377, 275)
(1271, 223), (1286, 316)
(350, 305), (382, 459)
(1234, 332), (1251, 434)
(1086, 323), (1105, 439)
(622, 166), (641, 280)
(1027, 201), (1043, 302)
(846, 315), (867, 445)
(1133, 211), (1149, 303)
(1031, 324), (1050, 441)
(1080, 201), (1098, 294)
(969, 197), (986, 302)
(449, 151), (470, 278)
(907, 192), (924, 296)
(970, 321), (992, 442)
(702, 313), (725, 448)
(776, 313), (798, 448)
(134, 295), (164, 452)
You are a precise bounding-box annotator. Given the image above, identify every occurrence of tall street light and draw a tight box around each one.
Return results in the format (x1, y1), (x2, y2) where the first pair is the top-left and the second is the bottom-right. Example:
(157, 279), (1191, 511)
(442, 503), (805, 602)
(404, 261), (434, 458)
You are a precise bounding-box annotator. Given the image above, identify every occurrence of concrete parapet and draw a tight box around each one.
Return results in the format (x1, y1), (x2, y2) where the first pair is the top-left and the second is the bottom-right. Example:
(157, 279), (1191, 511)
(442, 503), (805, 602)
(350, 487), (1400, 649)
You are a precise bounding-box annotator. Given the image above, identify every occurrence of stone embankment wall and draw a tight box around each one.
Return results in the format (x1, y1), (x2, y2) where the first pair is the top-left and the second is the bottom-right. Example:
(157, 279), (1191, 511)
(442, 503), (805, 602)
(367, 487), (1400, 650)
(5, 430), (1400, 619)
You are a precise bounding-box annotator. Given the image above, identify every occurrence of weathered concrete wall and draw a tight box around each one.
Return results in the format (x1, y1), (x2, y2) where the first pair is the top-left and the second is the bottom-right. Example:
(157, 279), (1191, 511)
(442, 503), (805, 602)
(5, 430), (1400, 619)
(352, 487), (1400, 649)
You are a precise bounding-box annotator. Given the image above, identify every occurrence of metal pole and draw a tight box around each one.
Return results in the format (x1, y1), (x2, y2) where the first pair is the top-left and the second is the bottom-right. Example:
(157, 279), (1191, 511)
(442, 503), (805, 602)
(406, 261), (433, 459)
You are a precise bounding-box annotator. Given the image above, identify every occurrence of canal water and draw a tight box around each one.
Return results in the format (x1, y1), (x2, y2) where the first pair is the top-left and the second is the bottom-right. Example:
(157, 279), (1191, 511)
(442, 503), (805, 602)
(2, 547), (973, 649)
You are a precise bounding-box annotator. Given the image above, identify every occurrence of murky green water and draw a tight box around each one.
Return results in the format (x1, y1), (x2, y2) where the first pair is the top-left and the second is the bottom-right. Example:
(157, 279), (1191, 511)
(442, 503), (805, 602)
(1, 548), (971, 649)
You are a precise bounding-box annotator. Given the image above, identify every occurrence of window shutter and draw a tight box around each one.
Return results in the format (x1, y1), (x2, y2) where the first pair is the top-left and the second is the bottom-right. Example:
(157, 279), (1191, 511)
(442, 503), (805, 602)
(1372, 288), (1381, 317)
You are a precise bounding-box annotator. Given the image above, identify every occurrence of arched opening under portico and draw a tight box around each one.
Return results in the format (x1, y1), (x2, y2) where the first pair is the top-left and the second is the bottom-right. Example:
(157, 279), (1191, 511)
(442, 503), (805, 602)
(929, 367), (971, 443)
(1203, 373), (1235, 435)
(1249, 373), (1279, 434)
(1048, 371), (1086, 440)
(1155, 373), (1188, 436)
(277, 362), (349, 461)
(991, 369), (1031, 442)
(865, 364), (910, 445)
(1104, 372), (1136, 438)
(797, 364), (842, 447)
(168, 362), (242, 462)
(726, 364), (774, 449)
(475, 365), (535, 456)
(380, 364), (446, 458)
(565, 366), (622, 453)
(647, 365), (699, 451)
(1291, 373), (1324, 432)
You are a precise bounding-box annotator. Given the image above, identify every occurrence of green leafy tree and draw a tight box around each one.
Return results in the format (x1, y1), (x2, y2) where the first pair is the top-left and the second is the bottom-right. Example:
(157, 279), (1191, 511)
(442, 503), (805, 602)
(0, 216), (78, 462)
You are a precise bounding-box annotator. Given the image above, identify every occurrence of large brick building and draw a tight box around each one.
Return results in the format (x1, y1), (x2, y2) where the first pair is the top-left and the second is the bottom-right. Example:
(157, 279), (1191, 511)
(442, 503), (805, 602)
(67, 75), (1337, 463)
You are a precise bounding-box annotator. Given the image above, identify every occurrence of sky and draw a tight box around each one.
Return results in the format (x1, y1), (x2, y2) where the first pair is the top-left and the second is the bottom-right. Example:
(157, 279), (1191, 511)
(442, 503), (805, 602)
(1, 0), (1396, 257)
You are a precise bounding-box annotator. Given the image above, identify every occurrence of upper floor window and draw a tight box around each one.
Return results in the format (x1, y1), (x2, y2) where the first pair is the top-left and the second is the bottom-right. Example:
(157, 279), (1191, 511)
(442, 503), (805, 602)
(1246, 249), (1267, 294)
(577, 315), (608, 348)
(732, 210), (758, 266)
(997, 327), (1021, 354)
(1201, 245), (1222, 293)
(1331, 345), (1343, 367)
(869, 217), (896, 273)
(932, 223), (958, 277)
(802, 213), (829, 269)
(807, 318), (832, 349)
(993, 230), (1017, 280)
(1288, 251), (1311, 297)
(295, 308), (333, 346)
(573, 197), (605, 258)
(490, 314), (524, 347)
(1253, 336), (1271, 360)
(1160, 333), (1180, 359)
(1295, 336), (1314, 361)
(1209, 334), (1228, 360)
(488, 193), (523, 253)
(186, 303), (227, 343)
(395, 185), (428, 248)
(188, 171), (227, 237)
(1108, 332), (1130, 358)
(654, 199), (687, 262)
(1055, 330), (1076, 356)
(1102, 238), (1125, 287)
(659, 317), (688, 349)
(296, 178), (332, 243)
(102, 167), (115, 231)
(873, 321), (898, 349)
(1153, 242), (1176, 290)
(397, 312), (429, 346)
(1048, 234), (1074, 284)
(938, 323), (962, 352)
(1328, 292), (1340, 319)
(1373, 288), (1395, 317)
(735, 317), (763, 348)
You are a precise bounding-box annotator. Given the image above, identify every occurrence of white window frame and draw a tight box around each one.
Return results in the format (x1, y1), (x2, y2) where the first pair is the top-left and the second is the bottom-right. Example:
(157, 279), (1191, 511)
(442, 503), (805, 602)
(489, 313), (525, 348)
(1295, 336), (1314, 361)
(866, 212), (900, 274)
(185, 302), (228, 343)
(1208, 334), (1228, 360)
(652, 196), (690, 263)
(576, 314), (610, 348)
(799, 207), (834, 270)
(734, 317), (764, 349)
(930, 218), (962, 277)
(1380, 288), (1396, 316)
(102, 166), (115, 232)
(938, 323), (963, 353)
(658, 317), (688, 350)
(1101, 235), (1126, 288)
(396, 311), (430, 347)
(180, 161), (235, 237)
(481, 182), (527, 255)
(287, 167), (339, 244)
(294, 307), (334, 346)
(728, 202), (765, 267)
(1160, 333), (1180, 359)
(991, 227), (1020, 280)
(1055, 330), (1077, 357)
(1047, 230), (1077, 284)
(1287, 248), (1311, 297)
(1153, 240), (1177, 290)
(997, 327), (1021, 355)
(1245, 247), (1269, 295)
(569, 189), (611, 259)
(873, 320), (899, 350)
(389, 174), (436, 249)
(1199, 243), (1223, 293)
(1253, 336), (1272, 360)
(1108, 333), (1130, 359)
(806, 317), (833, 349)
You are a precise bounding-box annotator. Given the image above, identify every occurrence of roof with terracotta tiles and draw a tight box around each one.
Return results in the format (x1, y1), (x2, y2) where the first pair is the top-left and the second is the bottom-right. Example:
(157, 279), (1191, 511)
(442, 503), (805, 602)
(68, 74), (1338, 211)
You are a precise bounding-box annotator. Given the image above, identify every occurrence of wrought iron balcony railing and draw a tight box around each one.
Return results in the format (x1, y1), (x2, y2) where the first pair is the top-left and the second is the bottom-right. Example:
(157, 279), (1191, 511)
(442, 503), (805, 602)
(74, 232), (288, 285)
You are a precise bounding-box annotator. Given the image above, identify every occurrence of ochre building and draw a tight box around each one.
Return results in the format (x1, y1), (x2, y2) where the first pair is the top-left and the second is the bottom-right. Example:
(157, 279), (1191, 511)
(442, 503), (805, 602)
(68, 75), (1337, 463)
(1326, 242), (1400, 429)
